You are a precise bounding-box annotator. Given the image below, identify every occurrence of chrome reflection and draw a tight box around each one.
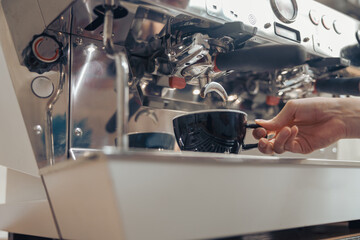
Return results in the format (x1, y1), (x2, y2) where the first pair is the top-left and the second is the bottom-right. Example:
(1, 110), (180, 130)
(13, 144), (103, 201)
(73, 44), (97, 97)
(45, 63), (66, 165)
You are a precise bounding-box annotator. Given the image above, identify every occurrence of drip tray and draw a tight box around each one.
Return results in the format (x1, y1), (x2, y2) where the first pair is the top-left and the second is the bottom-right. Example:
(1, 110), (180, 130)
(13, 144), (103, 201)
(40, 150), (360, 240)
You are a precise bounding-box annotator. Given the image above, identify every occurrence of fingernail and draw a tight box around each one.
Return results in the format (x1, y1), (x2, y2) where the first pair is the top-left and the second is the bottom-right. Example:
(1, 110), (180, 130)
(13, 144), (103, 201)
(255, 119), (265, 122)
(259, 140), (266, 148)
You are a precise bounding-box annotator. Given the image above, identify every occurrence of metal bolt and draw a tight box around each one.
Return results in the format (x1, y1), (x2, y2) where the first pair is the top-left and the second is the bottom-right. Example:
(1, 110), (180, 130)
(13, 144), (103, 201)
(76, 27), (84, 35)
(75, 37), (83, 46)
(33, 125), (43, 135)
(74, 128), (83, 137)
(303, 37), (310, 42)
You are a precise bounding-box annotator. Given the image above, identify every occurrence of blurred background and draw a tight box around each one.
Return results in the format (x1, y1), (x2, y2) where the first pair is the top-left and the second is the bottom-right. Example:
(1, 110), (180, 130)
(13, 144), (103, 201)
(0, 166), (6, 239)
(317, 0), (360, 20)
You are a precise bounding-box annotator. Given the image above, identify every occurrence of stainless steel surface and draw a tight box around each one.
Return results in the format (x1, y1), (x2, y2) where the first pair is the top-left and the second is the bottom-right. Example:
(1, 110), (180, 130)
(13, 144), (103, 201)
(45, 63), (67, 166)
(1, 0), (73, 62)
(3, 0), (360, 239)
(69, 37), (121, 151)
(40, 151), (360, 240)
(0, 26), (70, 169)
(4, 0), (360, 168)
(47, 0), (136, 44)
(102, 1), (130, 150)
(114, 53), (130, 150)
(103, 4), (116, 55)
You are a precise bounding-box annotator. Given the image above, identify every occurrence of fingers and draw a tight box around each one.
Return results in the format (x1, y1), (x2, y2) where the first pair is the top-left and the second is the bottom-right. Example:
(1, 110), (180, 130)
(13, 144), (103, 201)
(258, 138), (274, 154)
(284, 125), (299, 152)
(258, 126), (299, 154)
(272, 127), (292, 154)
(255, 100), (297, 131)
(252, 127), (267, 139)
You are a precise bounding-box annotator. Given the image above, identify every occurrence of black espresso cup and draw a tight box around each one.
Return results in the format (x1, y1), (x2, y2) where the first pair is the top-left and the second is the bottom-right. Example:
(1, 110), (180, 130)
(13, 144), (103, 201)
(173, 110), (260, 153)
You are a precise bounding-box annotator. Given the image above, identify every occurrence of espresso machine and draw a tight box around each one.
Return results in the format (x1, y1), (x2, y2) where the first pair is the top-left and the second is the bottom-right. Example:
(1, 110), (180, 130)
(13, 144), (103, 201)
(1, 0), (360, 239)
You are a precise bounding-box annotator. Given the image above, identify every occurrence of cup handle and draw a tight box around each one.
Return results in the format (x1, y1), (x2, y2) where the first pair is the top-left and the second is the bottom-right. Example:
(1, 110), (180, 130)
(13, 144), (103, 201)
(242, 123), (264, 150)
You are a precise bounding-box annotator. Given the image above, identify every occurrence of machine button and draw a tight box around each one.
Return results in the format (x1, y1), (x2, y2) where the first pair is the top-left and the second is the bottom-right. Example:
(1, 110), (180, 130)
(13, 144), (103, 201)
(31, 76), (54, 98)
(321, 15), (331, 30)
(333, 20), (342, 34)
(356, 30), (360, 44)
(309, 10), (320, 25)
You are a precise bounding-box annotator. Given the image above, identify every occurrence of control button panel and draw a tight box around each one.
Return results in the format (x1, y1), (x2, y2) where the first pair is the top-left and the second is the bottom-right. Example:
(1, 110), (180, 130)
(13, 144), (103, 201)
(333, 20), (341, 34)
(321, 15), (331, 30)
(309, 9), (320, 25)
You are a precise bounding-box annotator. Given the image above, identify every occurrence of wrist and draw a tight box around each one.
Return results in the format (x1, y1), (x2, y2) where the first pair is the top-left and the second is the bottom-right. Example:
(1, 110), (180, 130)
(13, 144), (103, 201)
(337, 97), (360, 138)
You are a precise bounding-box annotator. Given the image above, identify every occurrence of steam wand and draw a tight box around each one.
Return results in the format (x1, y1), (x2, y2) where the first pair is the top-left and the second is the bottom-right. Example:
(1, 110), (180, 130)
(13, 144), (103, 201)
(104, 0), (129, 151)
(199, 76), (229, 102)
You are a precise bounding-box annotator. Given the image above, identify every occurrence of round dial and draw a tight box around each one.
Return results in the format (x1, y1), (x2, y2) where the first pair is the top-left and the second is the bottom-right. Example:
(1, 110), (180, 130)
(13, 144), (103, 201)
(24, 33), (64, 74)
(271, 0), (298, 23)
(32, 35), (60, 63)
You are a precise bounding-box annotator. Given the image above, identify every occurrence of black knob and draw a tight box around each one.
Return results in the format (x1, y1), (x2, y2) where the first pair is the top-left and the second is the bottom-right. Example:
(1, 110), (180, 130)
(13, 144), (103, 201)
(339, 30), (360, 67)
(356, 30), (360, 45)
(23, 33), (64, 74)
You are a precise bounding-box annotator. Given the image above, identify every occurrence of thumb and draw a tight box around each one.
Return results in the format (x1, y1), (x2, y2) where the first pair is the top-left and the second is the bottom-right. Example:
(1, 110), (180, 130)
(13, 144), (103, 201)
(255, 101), (297, 130)
(255, 118), (278, 130)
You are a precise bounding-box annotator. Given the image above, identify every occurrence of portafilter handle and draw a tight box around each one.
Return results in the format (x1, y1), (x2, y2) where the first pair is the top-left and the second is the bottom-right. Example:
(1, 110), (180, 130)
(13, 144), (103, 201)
(214, 44), (307, 72)
(315, 77), (360, 96)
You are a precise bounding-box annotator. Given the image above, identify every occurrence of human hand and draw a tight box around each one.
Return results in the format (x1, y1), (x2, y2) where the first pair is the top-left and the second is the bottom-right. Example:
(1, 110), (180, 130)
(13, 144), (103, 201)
(252, 97), (360, 154)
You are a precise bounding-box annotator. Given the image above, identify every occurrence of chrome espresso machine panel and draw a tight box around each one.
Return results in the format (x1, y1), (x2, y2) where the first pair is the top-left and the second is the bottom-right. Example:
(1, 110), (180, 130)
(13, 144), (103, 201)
(1, 0), (360, 168)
